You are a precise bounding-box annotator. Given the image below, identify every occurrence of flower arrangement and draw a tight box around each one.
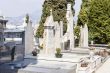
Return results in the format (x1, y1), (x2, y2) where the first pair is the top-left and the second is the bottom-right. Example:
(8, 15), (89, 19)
(81, 62), (89, 67)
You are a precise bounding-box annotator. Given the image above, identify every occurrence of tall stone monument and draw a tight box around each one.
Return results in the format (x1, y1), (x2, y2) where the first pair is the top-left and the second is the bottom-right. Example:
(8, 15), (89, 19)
(60, 21), (64, 49)
(83, 24), (88, 47)
(60, 21), (63, 38)
(42, 4), (75, 53)
(55, 21), (61, 49)
(80, 24), (88, 47)
(43, 10), (55, 54)
(24, 16), (34, 56)
(66, 4), (74, 50)
(79, 26), (83, 47)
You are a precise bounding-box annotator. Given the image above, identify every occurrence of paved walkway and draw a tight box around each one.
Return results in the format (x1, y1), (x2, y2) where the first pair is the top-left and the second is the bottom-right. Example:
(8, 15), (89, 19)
(96, 58), (110, 73)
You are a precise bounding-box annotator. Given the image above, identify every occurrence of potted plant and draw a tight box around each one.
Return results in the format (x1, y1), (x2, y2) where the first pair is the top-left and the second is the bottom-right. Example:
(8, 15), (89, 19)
(32, 49), (39, 56)
(55, 48), (63, 58)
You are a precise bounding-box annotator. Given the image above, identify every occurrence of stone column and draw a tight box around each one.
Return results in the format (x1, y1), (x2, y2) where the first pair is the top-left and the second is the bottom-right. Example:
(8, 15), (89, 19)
(79, 26), (83, 47)
(60, 21), (64, 50)
(83, 24), (88, 47)
(66, 3), (74, 50)
(25, 21), (34, 56)
(55, 22), (61, 49)
(60, 21), (63, 38)
(80, 24), (88, 47)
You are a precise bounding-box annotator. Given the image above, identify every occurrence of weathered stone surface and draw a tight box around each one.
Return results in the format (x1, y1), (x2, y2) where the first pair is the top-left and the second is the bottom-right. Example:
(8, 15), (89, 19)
(80, 24), (88, 47)
(66, 3), (74, 50)
(25, 21), (34, 56)
(43, 10), (55, 54)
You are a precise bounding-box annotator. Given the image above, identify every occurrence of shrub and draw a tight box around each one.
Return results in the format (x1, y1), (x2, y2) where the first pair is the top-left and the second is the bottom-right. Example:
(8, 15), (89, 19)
(55, 48), (63, 58)
(56, 48), (61, 54)
(32, 49), (39, 56)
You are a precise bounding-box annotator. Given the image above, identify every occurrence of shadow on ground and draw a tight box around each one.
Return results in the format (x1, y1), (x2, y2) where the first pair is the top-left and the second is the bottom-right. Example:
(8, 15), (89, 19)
(0, 58), (37, 73)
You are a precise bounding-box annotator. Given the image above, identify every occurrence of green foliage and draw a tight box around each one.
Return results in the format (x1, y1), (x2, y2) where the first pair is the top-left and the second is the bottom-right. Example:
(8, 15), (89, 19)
(36, 24), (44, 38)
(25, 14), (29, 23)
(55, 48), (63, 58)
(36, 0), (74, 38)
(74, 26), (80, 46)
(74, 26), (80, 39)
(78, 0), (91, 26)
(56, 48), (61, 54)
(78, 0), (110, 44)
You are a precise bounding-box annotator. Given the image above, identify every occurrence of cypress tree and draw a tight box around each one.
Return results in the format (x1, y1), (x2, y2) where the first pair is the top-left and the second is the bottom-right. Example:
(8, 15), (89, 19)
(36, 0), (75, 38)
(78, 0), (110, 44)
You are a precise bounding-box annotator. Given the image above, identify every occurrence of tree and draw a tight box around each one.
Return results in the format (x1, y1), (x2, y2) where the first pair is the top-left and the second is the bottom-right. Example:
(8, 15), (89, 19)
(78, 0), (91, 26)
(36, 0), (75, 38)
(78, 0), (110, 44)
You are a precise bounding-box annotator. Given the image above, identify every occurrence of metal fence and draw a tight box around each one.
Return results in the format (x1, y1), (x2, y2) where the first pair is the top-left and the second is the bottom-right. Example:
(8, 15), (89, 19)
(0, 44), (24, 64)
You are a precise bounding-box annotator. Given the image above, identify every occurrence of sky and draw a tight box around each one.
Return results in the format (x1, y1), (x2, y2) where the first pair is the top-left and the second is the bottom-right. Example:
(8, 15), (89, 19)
(0, 0), (44, 17)
(74, 0), (82, 24)
(0, 0), (82, 24)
